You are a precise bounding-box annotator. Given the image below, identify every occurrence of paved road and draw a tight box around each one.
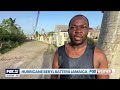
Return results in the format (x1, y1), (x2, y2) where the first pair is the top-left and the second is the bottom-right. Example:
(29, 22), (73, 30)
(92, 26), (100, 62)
(0, 40), (56, 79)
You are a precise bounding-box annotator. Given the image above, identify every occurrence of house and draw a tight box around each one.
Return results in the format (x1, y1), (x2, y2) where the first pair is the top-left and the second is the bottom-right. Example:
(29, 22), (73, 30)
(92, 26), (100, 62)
(87, 28), (100, 39)
(39, 33), (47, 42)
(47, 32), (54, 44)
(53, 25), (69, 47)
(35, 26), (100, 46)
(26, 34), (35, 40)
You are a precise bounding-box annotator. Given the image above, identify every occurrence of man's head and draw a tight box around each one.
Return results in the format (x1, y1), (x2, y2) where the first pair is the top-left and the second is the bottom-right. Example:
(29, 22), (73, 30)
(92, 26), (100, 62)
(68, 14), (89, 46)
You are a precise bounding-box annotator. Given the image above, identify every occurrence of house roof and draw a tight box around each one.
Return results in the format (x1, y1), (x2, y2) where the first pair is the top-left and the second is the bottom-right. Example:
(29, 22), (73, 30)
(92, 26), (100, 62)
(54, 25), (68, 32)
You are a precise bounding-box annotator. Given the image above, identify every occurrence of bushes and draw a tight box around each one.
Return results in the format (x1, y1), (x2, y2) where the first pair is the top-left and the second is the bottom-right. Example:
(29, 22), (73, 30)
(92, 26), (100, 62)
(0, 18), (26, 54)
(87, 37), (98, 46)
(0, 34), (26, 54)
(0, 40), (20, 54)
(0, 41), (11, 54)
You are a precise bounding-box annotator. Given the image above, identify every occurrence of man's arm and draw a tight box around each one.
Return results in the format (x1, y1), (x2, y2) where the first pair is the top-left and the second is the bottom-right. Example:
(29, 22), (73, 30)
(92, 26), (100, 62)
(50, 49), (60, 79)
(94, 48), (109, 79)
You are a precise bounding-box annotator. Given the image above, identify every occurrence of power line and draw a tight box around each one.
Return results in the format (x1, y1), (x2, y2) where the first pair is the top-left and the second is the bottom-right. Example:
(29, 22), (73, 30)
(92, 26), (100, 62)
(34, 11), (40, 34)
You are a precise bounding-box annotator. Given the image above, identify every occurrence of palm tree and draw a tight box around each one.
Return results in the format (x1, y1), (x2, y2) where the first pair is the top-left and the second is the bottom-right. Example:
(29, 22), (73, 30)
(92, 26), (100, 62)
(97, 11), (120, 79)
(94, 25), (100, 31)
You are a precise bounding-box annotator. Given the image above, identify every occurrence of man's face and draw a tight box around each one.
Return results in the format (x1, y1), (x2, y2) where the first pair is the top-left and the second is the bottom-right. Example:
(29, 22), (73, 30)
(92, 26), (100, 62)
(68, 16), (89, 46)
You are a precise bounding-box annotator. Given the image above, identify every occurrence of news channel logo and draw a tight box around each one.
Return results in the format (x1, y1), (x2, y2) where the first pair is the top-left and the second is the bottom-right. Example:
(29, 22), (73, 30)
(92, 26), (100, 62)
(5, 69), (20, 77)
(89, 69), (97, 74)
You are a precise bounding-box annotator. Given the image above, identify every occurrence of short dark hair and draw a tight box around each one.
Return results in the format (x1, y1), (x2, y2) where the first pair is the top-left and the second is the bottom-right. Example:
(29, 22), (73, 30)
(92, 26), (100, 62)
(68, 14), (89, 28)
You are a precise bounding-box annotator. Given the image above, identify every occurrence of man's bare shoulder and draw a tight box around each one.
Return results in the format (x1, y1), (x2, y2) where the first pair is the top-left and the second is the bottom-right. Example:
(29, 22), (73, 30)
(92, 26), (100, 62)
(94, 47), (105, 57)
(94, 47), (109, 79)
(94, 47), (108, 67)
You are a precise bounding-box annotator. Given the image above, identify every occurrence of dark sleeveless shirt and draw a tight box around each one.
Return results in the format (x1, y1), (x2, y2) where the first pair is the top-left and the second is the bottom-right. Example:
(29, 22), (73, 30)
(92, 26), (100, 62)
(58, 43), (96, 79)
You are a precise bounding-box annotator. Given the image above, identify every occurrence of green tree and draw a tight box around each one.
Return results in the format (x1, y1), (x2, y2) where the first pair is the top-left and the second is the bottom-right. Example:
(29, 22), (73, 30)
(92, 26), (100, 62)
(0, 18), (26, 54)
(35, 31), (39, 37)
(94, 25), (100, 31)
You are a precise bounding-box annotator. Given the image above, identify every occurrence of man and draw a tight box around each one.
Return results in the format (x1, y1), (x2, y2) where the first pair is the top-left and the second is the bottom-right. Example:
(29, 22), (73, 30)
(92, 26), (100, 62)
(51, 14), (109, 79)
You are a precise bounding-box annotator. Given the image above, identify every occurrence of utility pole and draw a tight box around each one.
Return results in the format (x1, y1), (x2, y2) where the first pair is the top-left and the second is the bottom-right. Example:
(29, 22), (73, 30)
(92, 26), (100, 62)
(33, 11), (40, 38)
